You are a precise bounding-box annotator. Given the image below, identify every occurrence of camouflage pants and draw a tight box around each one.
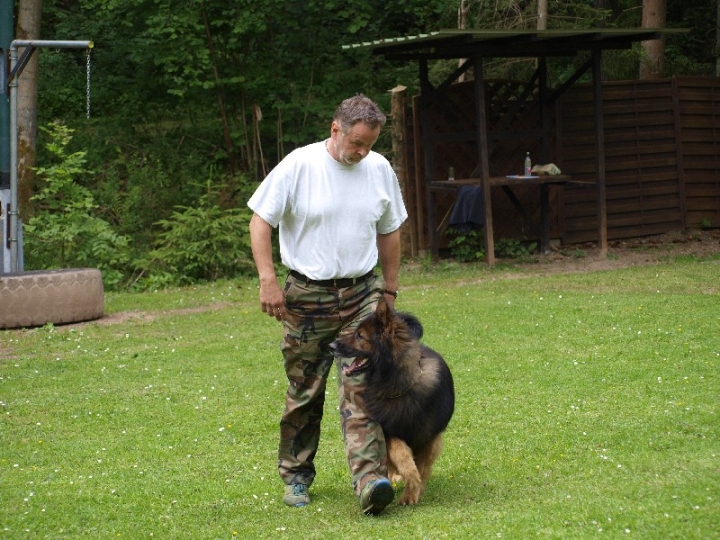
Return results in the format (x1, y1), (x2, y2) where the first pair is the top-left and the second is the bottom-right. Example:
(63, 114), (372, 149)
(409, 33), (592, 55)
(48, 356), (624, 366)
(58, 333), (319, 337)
(278, 272), (387, 495)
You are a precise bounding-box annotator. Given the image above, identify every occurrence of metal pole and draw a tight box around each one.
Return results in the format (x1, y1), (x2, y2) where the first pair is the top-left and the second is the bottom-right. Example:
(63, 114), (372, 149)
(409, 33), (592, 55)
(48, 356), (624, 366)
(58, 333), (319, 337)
(9, 44), (18, 272)
(0, 0), (13, 273)
(7, 39), (93, 273)
(12, 40), (94, 49)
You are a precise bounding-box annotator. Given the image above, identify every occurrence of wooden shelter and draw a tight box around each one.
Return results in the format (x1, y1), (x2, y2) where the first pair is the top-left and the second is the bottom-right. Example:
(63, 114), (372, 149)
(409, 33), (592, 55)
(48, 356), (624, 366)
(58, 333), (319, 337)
(345, 28), (689, 265)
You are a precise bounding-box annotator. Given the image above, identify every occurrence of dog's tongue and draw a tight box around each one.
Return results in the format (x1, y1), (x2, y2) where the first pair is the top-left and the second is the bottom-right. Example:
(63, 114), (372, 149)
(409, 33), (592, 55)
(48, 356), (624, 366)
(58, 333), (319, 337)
(342, 358), (368, 376)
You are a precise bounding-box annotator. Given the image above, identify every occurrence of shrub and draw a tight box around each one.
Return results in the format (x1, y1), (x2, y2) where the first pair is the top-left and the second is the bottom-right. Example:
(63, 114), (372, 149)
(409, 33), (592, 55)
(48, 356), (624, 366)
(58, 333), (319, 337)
(495, 237), (537, 259)
(447, 227), (485, 262)
(24, 122), (130, 288)
(133, 178), (254, 287)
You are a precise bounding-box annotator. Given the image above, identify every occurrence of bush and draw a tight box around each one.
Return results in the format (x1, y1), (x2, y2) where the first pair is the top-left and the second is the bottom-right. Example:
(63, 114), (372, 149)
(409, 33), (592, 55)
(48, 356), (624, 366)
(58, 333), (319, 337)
(447, 229), (539, 263)
(133, 178), (255, 287)
(447, 228), (485, 262)
(24, 122), (130, 289)
(495, 237), (537, 259)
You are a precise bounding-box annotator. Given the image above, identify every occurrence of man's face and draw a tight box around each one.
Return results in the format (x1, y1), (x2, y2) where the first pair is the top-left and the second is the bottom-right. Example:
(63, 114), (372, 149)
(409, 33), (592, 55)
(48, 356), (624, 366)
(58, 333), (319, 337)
(330, 121), (381, 166)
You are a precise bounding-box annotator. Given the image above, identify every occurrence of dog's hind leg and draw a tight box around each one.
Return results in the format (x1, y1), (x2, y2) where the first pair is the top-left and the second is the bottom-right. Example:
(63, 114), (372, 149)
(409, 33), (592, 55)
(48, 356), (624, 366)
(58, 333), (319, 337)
(387, 437), (423, 505)
(415, 434), (444, 491)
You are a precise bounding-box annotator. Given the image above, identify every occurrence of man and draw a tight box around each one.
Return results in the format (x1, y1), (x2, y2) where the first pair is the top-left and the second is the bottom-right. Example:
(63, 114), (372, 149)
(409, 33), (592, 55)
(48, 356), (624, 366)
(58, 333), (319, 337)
(247, 94), (407, 515)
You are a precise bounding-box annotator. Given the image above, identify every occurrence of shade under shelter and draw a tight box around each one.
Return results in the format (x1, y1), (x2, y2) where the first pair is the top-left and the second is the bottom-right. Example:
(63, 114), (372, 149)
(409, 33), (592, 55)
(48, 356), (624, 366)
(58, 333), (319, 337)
(345, 28), (688, 266)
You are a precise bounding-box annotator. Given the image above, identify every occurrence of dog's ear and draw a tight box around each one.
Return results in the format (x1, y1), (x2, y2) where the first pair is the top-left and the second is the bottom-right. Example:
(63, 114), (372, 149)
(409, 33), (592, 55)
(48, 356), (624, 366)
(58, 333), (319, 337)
(399, 313), (424, 340)
(375, 296), (393, 326)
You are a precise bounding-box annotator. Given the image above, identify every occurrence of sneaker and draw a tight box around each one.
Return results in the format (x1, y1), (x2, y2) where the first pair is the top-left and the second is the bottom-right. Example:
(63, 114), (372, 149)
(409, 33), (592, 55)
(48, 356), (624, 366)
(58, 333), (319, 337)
(283, 483), (310, 507)
(359, 477), (394, 515)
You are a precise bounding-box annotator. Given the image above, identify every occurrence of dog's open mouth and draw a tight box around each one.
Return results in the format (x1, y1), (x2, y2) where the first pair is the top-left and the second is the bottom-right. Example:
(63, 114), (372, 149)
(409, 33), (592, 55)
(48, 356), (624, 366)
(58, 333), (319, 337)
(329, 341), (371, 376)
(341, 357), (369, 377)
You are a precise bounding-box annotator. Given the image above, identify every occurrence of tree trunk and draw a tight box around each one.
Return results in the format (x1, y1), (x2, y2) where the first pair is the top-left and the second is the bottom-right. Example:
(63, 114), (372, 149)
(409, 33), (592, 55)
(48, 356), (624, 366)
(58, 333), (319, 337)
(457, 0), (469, 82)
(201, 7), (237, 174)
(537, 0), (548, 30)
(716, 0), (720, 76)
(15, 0), (42, 220)
(639, 0), (666, 80)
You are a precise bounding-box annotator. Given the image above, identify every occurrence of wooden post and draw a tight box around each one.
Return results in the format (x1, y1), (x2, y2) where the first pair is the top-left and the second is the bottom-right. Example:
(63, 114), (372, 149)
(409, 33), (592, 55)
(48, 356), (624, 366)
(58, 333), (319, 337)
(474, 54), (495, 267)
(671, 77), (687, 229)
(412, 95), (425, 252)
(592, 48), (608, 257)
(419, 59), (440, 260)
(390, 85), (415, 258)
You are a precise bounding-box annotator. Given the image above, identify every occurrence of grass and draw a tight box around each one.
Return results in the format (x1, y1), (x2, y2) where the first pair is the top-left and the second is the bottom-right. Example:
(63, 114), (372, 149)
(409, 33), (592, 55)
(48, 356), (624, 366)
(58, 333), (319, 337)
(1, 256), (719, 539)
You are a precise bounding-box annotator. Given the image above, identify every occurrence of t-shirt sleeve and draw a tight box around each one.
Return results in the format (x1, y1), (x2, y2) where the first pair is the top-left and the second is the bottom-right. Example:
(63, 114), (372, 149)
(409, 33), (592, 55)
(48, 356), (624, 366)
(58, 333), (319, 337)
(376, 165), (408, 235)
(247, 161), (291, 228)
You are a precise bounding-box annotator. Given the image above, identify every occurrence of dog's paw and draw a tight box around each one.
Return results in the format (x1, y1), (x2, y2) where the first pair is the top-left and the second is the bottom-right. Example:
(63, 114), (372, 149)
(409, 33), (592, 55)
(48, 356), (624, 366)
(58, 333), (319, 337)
(398, 490), (421, 506)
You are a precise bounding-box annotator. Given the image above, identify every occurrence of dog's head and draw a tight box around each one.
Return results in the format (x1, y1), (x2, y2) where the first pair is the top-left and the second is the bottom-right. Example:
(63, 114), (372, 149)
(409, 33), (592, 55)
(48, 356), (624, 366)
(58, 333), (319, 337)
(329, 297), (423, 376)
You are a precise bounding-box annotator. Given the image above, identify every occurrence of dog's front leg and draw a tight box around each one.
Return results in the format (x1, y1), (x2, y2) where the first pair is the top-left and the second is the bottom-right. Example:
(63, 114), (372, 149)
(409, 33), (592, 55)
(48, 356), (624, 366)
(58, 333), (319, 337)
(387, 438), (423, 505)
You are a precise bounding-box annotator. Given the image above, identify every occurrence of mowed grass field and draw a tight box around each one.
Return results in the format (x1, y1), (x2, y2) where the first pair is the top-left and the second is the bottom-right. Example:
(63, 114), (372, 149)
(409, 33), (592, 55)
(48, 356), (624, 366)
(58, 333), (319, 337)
(1, 255), (718, 539)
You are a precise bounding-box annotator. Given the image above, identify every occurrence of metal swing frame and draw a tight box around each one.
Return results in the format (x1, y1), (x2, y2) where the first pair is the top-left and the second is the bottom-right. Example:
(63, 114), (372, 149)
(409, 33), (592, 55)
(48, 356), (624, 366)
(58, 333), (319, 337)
(4, 39), (93, 273)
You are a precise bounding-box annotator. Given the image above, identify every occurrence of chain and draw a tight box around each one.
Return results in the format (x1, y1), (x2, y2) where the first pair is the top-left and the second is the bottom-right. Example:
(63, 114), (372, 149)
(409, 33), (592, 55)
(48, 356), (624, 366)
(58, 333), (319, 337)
(86, 49), (91, 119)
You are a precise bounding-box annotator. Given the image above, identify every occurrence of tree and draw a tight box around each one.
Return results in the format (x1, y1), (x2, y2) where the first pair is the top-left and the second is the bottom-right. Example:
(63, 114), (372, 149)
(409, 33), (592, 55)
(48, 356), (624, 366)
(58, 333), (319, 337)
(640, 0), (667, 79)
(15, 0), (42, 219)
(716, 0), (720, 76)
(538, 0), (548, 30)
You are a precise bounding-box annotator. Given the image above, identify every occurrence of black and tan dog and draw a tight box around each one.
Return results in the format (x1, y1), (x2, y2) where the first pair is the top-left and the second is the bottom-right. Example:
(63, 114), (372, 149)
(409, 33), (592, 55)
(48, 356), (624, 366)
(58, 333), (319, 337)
(330, 297), (455, 506)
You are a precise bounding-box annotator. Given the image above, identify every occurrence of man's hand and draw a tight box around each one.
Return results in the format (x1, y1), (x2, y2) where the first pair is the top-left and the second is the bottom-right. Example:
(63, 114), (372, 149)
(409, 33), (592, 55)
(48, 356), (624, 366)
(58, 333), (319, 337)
(250, 213), (285, 322)
(260, 280), (286, 321)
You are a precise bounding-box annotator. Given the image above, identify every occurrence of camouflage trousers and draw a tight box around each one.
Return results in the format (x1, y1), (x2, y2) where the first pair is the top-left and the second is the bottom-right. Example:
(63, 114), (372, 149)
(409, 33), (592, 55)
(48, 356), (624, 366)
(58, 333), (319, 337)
(278, 272), (387, 495)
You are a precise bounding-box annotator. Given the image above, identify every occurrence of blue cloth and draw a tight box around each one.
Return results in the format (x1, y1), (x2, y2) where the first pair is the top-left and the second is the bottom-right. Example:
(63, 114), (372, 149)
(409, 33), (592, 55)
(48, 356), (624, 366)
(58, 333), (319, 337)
(448, 185), (485, 233)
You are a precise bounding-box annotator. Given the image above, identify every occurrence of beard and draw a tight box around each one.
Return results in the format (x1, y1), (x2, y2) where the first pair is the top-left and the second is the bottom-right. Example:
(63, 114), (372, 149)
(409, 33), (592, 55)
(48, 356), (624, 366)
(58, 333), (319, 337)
(337, 150), (362, 165)
(330, 134), (364, 166)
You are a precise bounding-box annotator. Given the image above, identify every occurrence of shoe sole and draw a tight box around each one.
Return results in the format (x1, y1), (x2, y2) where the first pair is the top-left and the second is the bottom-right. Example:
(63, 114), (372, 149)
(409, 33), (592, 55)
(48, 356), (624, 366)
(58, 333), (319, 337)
(362, 478), (394, 515)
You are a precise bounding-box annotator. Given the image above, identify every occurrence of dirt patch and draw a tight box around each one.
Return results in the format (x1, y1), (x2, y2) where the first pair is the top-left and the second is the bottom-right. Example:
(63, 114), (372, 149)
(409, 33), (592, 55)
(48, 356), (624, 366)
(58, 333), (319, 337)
(86, 302), (236, 328)
(508, 229), (720, 276)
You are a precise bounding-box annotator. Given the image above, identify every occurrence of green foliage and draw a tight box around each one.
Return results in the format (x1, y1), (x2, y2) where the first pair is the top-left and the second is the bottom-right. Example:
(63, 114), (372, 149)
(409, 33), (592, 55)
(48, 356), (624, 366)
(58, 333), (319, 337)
(24, 122), (130, 288)
(494, 237), (537, 259)
(31, 0), (718, 289)
(447, 227), (485, 262)
(135, 178), (254, 287)
(448, 229), (539, 262)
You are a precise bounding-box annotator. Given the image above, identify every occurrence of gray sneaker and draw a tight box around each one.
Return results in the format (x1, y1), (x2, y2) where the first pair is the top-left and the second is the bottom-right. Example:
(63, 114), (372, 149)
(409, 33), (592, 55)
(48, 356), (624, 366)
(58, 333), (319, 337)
(359, 477), (394, 515)
(283, 483), (310, 507)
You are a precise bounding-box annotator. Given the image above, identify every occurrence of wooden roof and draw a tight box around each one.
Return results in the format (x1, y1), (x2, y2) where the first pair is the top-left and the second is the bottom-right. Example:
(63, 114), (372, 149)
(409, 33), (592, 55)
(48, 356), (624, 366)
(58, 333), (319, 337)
(343, 28), (688, 60)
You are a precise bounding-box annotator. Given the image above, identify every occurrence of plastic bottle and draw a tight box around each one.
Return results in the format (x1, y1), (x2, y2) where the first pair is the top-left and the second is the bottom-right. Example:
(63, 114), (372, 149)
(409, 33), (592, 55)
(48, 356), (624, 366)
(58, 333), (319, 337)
(448, 166), (455, 181)
(524, 152), (532, 176)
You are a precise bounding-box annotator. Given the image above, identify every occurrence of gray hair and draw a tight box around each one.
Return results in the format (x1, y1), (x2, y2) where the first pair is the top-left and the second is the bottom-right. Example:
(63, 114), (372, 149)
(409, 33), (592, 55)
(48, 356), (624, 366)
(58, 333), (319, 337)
(333, 94), (387, 131)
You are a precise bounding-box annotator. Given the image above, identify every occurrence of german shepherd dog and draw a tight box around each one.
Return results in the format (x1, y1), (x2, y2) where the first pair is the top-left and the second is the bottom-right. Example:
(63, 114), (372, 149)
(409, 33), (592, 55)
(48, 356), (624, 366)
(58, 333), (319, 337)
(330, 297), (455, 506)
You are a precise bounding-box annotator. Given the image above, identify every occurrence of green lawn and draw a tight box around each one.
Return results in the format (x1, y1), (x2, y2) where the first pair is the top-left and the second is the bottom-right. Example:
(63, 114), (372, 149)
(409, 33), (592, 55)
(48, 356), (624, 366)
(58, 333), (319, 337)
(2, 256), (719, 539)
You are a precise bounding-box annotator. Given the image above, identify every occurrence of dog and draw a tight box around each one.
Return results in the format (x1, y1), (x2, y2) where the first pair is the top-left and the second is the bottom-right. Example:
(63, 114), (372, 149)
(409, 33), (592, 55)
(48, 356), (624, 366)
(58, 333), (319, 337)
(330, 297), (455, 506)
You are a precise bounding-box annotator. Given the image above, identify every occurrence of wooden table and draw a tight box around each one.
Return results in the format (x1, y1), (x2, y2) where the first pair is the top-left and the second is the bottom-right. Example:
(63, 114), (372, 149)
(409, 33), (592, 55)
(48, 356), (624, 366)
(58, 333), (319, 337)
(429, 175), (584, 260)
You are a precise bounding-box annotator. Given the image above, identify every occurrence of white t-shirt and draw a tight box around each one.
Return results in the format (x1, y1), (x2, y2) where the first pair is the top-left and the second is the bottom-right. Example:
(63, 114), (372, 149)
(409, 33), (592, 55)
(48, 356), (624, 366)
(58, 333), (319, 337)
(247, 140), (408, 280)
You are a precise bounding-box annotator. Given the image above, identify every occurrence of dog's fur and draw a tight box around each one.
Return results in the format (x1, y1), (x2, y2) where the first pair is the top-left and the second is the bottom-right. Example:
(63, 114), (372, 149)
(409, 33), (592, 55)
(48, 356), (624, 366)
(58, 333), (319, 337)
(330, 297), (454, 505)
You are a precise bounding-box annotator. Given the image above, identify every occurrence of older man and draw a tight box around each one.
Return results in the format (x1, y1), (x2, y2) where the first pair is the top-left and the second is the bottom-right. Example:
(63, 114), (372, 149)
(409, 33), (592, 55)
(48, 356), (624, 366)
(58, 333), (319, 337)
(247, 94), (407, 515)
